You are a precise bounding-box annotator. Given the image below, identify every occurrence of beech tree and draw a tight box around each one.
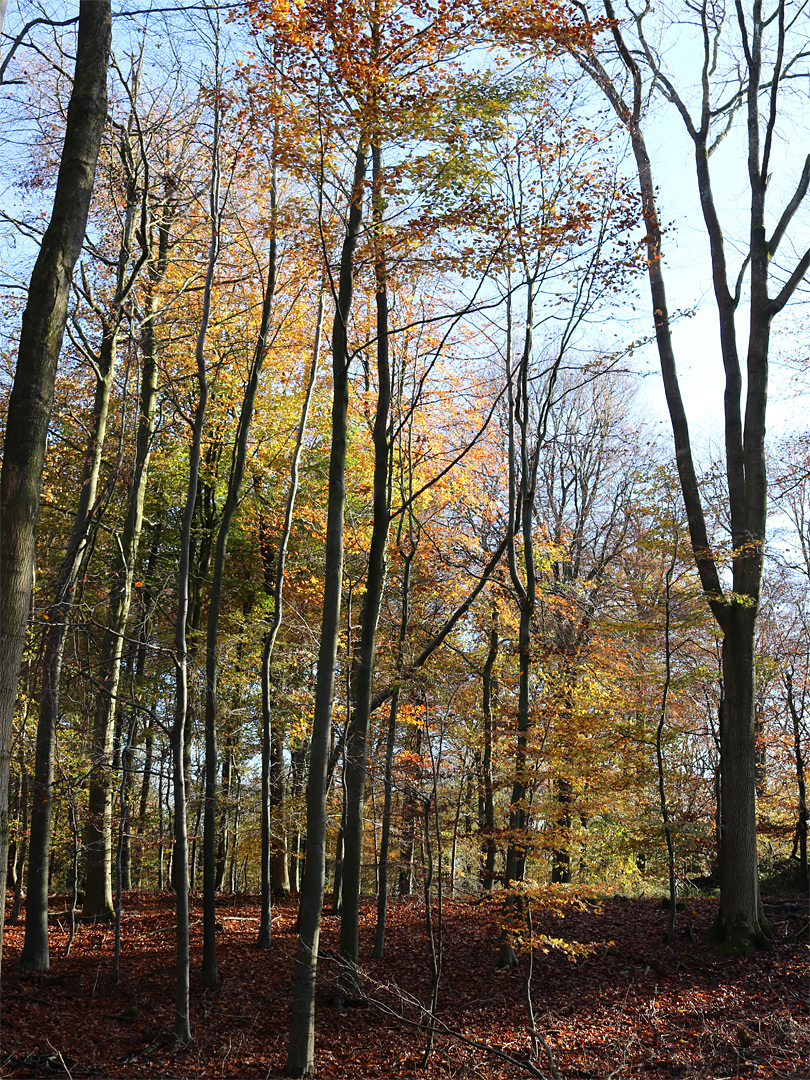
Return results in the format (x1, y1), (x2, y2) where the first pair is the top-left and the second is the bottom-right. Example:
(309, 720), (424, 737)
(0, 0), (110, 973)
(562, 0), (810, 952)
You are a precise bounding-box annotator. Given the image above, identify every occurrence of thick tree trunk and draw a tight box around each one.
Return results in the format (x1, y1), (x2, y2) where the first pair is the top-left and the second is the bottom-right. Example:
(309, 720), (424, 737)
(0, 0), (110, 972)
(286, 138), (367, 1080)
(707, 609), (770, 951)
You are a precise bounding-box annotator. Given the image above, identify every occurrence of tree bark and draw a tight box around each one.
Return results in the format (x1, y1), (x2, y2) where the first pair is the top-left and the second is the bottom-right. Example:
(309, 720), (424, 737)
(785, 670), (808, 890)
(201, 197), (278, 987)
(82, 299), (159, 921)
(373, 538), (414, 956)
(480, 603), (498, 890)
(0, 0), (110, 973)
(286, 137), (367, 1079)
(258, 285), (322, 946)
(568, 0), (807, 951)
(339, 139), (391, 992)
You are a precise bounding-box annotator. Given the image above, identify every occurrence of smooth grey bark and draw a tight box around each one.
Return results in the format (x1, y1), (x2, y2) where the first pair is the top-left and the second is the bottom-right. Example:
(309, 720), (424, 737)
(286, 138), (368, 1080)
(271, 732), (291, 893)
(258, 287), (322, 947)
(502, 283), (544, 893)
(214, 744), (233, 893)
(0, 0), (110, 974)
(570, 0), (810, 951)
(339, 140), (392, 991)
(202, 192), (279, 988)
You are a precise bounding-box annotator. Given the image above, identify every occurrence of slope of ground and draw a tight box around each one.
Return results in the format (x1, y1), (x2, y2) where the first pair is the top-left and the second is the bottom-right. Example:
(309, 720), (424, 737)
(1, 890), (807, 1078)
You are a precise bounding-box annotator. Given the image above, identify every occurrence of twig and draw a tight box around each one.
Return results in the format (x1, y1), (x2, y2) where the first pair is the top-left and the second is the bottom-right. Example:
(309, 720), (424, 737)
(348, 962), (552, 1078)
(45, 1041), (73, 1080)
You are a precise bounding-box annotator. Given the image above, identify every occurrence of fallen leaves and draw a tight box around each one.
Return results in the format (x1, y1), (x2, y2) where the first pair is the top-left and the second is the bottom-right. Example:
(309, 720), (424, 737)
(1, 890), (807, 1078)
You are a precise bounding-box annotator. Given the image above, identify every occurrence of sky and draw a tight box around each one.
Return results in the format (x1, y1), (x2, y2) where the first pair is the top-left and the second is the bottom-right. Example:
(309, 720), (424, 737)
(1, 0), (808, 464)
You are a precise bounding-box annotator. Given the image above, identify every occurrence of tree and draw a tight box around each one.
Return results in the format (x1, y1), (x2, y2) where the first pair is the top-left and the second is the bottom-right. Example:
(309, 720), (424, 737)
(566, 0), (810, 952)
(19, 69), (148, 967)
(0, 0), (110, 973)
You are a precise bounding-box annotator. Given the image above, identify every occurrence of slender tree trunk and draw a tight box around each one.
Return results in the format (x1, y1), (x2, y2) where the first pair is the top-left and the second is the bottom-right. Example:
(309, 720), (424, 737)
(189, 766), (205, 892)
(339, 139), (391, 993)
(271, 730), (291, 894)
(286, 138), (367, 1080)
(373, 542), (414, 955)
(785, 671), (808, 890)
(9, 761), (28, 925)
(0, 0), (110, 973)
(656, 542), (678, 942)
(158, 754), (166, 892)
(21, 323), (119, 966)
(135, 717), (154, 888)
(258, 286), (321, 945)
(480, 603), (498, 890)
(398, 722), (422, 897)
(202, 203), (278, 986)
(82, 311), (159, 921)
(215, 745), (232, 892)
(170, 87), (222, 1044)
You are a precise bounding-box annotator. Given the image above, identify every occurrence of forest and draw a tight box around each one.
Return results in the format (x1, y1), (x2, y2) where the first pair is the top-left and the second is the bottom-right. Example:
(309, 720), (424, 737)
(0, 0), (808, 1077)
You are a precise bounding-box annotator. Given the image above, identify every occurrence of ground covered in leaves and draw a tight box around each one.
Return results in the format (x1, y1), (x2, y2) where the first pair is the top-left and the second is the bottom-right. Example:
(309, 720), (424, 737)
(1, 888), (808, 1079)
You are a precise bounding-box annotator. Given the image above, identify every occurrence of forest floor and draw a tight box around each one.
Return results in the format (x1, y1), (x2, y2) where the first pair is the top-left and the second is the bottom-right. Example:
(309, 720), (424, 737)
(1, 887), (808, 1079)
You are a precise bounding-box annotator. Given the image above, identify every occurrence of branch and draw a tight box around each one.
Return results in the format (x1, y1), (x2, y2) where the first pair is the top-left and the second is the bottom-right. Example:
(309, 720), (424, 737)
(768, 154), (810, 258)
(0, 15), (78, 84)
(769, 244), (810, 316)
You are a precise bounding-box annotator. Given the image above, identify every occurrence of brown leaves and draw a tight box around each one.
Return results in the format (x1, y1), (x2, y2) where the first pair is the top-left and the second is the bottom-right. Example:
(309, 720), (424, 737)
(3, 890), (808, 1078)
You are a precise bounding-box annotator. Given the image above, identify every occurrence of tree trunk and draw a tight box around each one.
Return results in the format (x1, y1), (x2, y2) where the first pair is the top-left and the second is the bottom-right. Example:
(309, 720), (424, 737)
(339, 139), (391, 993)
(215, 746), (233, 893)
(258, 282), (321, 945)
(706, 609), (769, 951)
(21, 319), (119, 967)
(286, 138), (367, 1080)
(373, 540), (414, 956)
(480, 603), (498, 890)
(82, 308), (159, 921)
(9, 760), (28, 925)
(785, 670), (809, 890)
(0, 0), (110, 972)
(170, 87), (224, 1040)
(202, 205), (277, 987)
